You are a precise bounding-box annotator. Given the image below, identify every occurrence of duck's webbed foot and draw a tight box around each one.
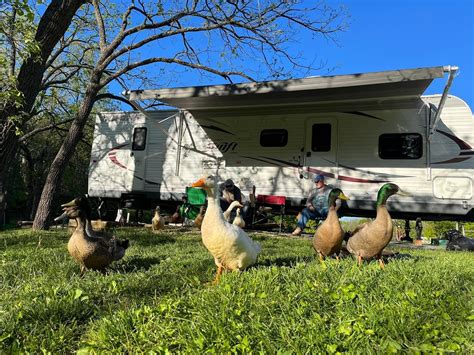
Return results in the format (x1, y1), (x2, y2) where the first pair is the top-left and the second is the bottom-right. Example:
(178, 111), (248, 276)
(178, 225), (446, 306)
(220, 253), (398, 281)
(208, 264), (223, 285)
(377, 256), (385, 269)
(318, 252), (325, 263)
(80, 265), (86, 277)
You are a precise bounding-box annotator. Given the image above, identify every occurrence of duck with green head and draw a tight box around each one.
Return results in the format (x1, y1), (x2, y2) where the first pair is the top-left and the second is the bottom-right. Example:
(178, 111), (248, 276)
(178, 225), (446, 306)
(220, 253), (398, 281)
(346, 183), (408, 268)
(313, 188), (349, 261)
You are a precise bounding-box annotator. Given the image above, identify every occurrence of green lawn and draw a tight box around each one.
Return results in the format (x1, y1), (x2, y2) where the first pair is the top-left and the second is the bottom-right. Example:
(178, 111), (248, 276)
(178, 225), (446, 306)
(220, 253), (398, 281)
(0, 228), (472, 353)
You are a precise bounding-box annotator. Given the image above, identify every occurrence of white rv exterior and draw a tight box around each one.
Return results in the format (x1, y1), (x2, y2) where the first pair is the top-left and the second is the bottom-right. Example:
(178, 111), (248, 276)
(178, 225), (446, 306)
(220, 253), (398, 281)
(88, 110), (221, 204)
(90, 66), (474, 221)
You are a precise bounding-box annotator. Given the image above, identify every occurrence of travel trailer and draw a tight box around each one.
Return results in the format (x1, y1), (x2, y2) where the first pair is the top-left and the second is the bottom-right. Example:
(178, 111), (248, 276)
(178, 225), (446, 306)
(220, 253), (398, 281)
(88, 66), (474, 221)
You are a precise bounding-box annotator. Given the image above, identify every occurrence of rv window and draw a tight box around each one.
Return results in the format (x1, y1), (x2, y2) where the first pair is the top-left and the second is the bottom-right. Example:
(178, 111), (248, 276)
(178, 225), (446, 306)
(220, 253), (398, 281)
(260, 129), (288, 147)
(379, 133), (422, 159)
(132, 127), (147, 150)
(311, 124), (331, 152)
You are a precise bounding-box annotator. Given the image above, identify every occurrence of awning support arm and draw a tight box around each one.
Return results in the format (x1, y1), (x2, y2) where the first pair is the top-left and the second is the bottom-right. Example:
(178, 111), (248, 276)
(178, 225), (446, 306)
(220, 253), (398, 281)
(175, 111), (184, 175)
(429, 66), (459, 140)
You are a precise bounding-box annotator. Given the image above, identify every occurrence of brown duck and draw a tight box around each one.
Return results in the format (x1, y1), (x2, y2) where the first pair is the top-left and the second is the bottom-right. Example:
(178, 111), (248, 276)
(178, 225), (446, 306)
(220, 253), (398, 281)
(313, 188), (349, 261)
(55, 197), (129, 274)
(194, 205), (206, 229)
(346, 183), (408, 268)
(151, 206), (165, 231)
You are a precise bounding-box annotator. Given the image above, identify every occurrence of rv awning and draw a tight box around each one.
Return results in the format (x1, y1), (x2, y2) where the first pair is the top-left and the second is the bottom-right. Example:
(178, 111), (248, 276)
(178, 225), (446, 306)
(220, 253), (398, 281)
(125, 66), (446, 112)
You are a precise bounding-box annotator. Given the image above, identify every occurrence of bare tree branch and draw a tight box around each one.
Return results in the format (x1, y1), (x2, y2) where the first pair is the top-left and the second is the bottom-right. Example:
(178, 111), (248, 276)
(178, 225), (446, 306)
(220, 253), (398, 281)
(18, 118), (75, 143)
(100, 56), (255, 87)
(92, 0), (107, 51)
(94, 92), (136, 109)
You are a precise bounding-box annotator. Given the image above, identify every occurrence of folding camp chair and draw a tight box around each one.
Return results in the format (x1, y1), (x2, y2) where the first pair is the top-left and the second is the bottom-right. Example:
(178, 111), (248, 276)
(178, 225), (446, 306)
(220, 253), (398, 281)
(179, 187), (207, 220)
(253, 194), (286, 233)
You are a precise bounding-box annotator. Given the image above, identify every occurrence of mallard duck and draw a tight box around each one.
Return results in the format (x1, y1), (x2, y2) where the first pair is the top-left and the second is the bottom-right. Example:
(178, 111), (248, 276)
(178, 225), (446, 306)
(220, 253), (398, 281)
(194, 205), (206, 229)
(54, 196), (129, 274)
(233, 208), (246, 229)
(223, 200), (244, 221)
(346, 183), (408, 268)
(191, 176), (261, 283)
(151, 206), (165, 231)
(313, 188), (349, 261)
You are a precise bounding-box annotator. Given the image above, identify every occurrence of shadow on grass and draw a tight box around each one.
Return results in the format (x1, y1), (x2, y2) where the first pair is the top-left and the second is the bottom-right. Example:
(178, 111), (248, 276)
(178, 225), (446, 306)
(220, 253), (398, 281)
(115, 256), (163, 272)
(0, 235), (69, 251)
(128, 235), (178, 247)
(257, 255), (314, 267)
(333, 249), (417, 268)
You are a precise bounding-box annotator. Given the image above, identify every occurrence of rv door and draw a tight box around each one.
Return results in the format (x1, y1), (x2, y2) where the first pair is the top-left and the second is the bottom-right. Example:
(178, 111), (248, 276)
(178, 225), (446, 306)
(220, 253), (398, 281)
(130, 125), (148, 191)
(304, 116), (338, 173)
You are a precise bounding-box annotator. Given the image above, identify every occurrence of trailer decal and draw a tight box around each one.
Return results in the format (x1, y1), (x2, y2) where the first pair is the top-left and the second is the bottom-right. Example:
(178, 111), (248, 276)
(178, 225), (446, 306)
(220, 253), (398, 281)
(240, 155), (299, 167)
(432, 130), (473, 164)
(432, 157), (471, 164)
(306, 167), (390, 184)
(261, 157), (401, 182)
(109, 155), (128, 170)
(436, 129), (472, 150)
(343, 111), (385, 121)
(144, 179), (160, 185)
(337, 163), (411, 179)
(241, 155), (395, 184)
(201, 125), (235, 135)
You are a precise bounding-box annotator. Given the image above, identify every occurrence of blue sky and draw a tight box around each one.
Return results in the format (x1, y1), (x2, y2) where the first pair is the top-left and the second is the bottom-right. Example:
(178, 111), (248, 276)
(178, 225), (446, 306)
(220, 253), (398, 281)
(144, 0), (472, 110)
(314, 0), (473, 108)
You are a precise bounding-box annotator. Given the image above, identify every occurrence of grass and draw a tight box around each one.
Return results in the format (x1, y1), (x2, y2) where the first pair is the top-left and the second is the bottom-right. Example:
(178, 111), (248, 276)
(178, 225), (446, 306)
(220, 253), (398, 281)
(0, 227), (473, 353)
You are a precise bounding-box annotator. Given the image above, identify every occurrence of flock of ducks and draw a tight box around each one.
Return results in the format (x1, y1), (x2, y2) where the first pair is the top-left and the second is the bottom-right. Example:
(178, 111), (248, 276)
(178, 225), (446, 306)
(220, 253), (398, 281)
(57, 176), (407, 279)
(314, 183), (408, 268)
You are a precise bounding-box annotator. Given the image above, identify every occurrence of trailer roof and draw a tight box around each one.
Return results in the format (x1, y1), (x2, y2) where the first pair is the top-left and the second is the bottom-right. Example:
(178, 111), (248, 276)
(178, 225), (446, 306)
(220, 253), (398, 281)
(125, 66), (447, 111)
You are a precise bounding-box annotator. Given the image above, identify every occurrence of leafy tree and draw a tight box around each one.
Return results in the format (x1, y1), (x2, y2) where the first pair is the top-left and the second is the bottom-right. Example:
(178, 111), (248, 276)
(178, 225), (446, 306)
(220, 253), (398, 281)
(31, 0), (348, 229)
(0, 0), (87, 225)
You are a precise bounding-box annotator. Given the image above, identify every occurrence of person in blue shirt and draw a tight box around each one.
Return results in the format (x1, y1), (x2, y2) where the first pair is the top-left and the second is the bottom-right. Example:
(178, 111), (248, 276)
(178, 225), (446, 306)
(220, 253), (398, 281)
(292, 174), (332, 236)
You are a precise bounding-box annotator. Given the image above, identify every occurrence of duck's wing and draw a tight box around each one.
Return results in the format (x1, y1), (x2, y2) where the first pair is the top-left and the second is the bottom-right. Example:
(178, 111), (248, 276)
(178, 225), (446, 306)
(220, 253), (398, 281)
(236, 226), (261, 254)
(350, 222), (370, 236)
(346, 222), (371, 254)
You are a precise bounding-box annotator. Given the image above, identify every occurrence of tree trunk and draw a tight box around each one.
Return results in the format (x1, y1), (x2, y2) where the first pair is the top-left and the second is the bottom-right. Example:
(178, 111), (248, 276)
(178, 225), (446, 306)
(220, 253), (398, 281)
(33, 82), (100, 230)
(0, 0), (86, 212)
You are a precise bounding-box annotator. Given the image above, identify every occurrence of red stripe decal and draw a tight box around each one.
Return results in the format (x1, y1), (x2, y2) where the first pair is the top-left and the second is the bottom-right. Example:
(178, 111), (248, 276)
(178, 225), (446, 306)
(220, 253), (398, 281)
(307, 167), (389, 183)
(109, 155), (128, 170)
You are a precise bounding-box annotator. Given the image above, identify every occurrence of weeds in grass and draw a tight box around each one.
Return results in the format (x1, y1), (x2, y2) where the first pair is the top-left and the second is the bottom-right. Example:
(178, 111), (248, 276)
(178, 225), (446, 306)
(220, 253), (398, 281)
(0, 228), (472, 353)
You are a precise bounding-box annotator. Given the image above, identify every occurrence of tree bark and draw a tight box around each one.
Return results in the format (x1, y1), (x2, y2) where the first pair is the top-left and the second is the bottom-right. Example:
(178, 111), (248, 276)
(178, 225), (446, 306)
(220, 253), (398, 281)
(33, 80), (100, 229)
(0, 0), (86, 211)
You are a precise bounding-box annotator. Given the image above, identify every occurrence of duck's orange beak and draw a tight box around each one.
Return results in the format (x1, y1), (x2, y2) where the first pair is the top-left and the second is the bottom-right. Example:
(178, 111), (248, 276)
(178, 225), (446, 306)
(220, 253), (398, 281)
(191, 178), (206, 187)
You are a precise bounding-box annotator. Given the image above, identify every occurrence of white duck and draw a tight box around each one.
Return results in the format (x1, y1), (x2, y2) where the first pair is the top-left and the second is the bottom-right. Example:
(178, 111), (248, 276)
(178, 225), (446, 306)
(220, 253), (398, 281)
(151, 206), (165, 231)
(233, 208), (246, 229)
(223, 200), (243, 222)
(191, 176), (261, 283)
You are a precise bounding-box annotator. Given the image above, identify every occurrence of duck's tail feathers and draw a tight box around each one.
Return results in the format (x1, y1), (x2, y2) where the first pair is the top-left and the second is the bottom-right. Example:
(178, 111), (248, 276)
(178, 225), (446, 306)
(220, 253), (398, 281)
(108, 238), (129, 260)
(118, 239), (130, 249)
